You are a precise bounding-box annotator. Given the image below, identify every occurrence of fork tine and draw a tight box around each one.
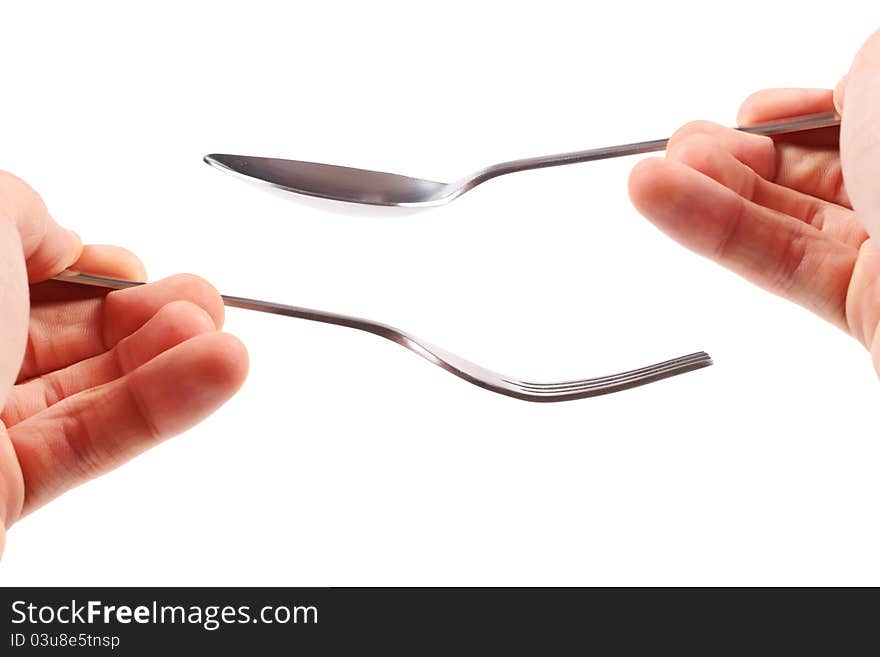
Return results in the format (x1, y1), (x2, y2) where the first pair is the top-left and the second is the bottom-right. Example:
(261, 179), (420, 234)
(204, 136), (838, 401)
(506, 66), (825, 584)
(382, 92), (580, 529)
(507, 352), (711, 392)
(522, 355), (711, 395)
(508, 353), (712, 400)
(509, 371), (705, 400)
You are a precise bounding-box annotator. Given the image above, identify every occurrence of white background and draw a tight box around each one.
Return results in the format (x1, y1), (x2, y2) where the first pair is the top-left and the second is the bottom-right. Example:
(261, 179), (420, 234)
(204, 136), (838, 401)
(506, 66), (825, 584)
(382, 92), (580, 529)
(1, 1), (879, 585)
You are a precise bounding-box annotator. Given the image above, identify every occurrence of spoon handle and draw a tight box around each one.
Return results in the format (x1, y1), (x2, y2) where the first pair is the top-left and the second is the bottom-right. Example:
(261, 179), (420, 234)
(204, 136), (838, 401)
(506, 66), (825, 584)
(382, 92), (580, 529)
(474, 111), (841, 182)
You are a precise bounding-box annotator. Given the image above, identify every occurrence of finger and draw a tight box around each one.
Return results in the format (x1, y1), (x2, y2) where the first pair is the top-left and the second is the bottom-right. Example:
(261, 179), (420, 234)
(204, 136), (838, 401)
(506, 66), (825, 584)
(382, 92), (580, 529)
(0, 171), (82, 282)
(0, 220), (30, 406)
(737, 88), (836, 125)
(735, 88), (848, 207)
(3, 301), (216, 427)
(0, 424), (24, 530)
(670, 111), (849, 209)
(9, 331), (248, 517)
(737, 88), (840, 147)
(18, 274), (225, 382)
(846, 239), (880, 350)
(29, 244), (148, 304)
(101, 274), (224, 344)
(629, 157), (857, 328)
(72, 244), (147, 281)
(667, 120), (777, 179)
(667, 131), (866, 248)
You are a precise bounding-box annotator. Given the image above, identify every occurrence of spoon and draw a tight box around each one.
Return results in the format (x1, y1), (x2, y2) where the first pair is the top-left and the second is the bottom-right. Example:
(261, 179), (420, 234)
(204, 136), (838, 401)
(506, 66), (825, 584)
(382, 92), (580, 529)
(204, 112), (840, 207)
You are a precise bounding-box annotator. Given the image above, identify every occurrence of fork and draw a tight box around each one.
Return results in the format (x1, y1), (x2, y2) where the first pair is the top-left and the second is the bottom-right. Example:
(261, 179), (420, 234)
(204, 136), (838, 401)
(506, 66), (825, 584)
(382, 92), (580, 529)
(204, 112), (840, 207)
(52, 271), (712, 402)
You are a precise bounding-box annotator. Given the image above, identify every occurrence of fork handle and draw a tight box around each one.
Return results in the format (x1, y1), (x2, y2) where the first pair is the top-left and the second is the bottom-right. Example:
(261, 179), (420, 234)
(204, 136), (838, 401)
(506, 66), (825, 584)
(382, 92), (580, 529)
(49, 269), (324, 320)
(49, 270), (399, 336)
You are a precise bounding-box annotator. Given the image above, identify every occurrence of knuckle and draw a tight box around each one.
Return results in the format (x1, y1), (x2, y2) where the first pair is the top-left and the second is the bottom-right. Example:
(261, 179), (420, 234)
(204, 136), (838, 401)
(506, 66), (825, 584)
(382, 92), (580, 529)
(677, 119), (720, 136)
(169, 272), (219, 297)
(668, 120), (722, 150)
(60, 396), (112, 480)
(159, 300), (215, 339)
(668, 132), (718, 169)
(165, 273), (224, 327)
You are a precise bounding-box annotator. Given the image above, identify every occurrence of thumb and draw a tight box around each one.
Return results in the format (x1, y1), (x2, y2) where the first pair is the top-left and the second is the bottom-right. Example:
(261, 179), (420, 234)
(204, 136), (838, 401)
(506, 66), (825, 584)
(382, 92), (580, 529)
(0, 171), (82, 282)
(839, 29), (880, 241)
(0, 172), (82, 407)
(833, 74), (846, 114)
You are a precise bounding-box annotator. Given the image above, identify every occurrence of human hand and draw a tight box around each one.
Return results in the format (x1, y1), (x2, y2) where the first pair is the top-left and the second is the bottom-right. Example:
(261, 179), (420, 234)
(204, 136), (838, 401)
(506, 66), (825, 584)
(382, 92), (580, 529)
(0, 172), (248, 556)
(628, 30), (880, 374)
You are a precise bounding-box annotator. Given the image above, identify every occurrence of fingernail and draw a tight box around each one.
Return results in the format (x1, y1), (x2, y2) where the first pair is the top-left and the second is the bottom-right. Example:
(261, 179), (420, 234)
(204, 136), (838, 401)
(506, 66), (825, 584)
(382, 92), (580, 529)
(833, 75), (847, 114)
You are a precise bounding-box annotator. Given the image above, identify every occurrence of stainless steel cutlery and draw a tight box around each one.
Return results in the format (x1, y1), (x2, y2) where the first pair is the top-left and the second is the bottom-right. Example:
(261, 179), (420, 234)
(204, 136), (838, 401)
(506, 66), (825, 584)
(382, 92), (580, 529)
(204, 112), (840, 207)
(51, 271), (712, 402)
(62, 112), (839, 400)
